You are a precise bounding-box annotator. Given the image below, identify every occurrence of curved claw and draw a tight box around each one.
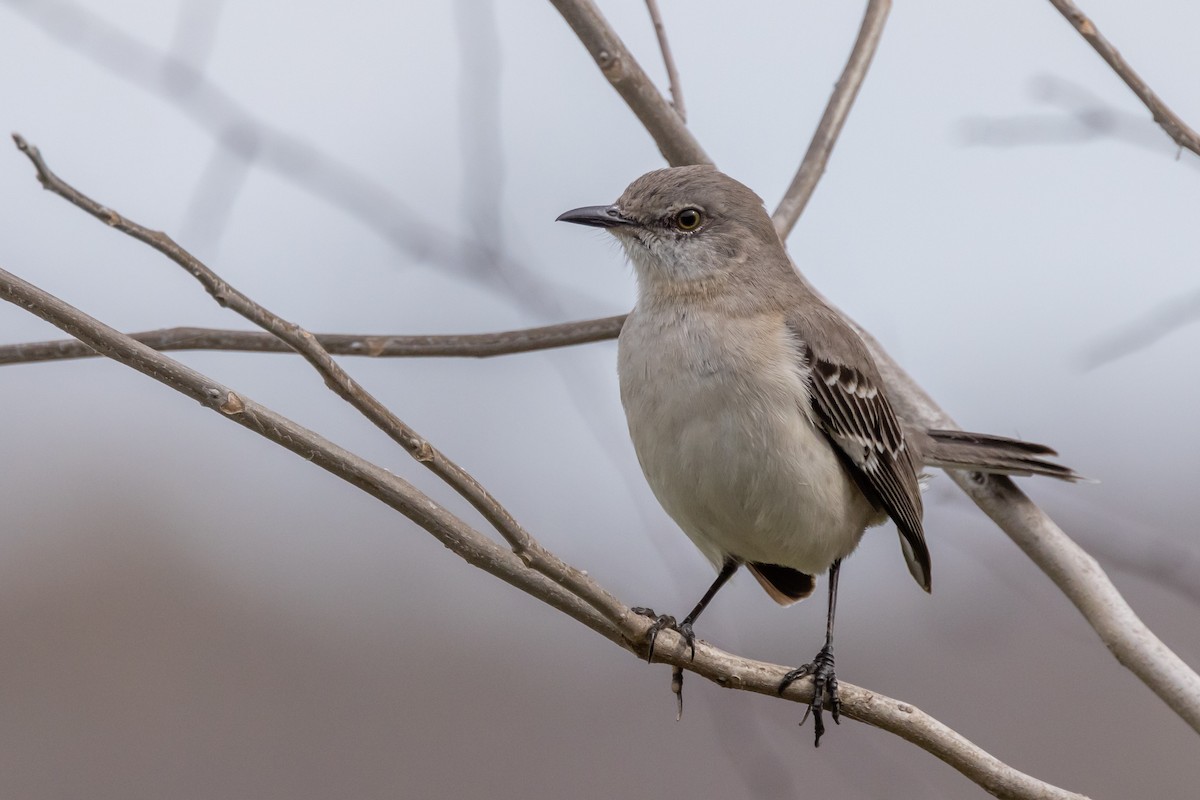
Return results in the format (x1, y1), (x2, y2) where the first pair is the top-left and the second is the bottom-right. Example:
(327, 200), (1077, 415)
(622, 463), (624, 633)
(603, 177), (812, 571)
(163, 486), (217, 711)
(631, 607), (697, 662)
(778, 644), (840, 747)
(677, 620), (696, 660)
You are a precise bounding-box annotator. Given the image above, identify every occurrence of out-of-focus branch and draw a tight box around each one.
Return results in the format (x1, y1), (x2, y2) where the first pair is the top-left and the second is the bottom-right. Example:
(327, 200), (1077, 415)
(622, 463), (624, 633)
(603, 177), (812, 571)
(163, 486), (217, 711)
(958, 74), (1200, 160)
(773, 0), (891, 238)
(0, 266), (1092, 800)
(1047, 0), (1200, 157)
(549, 0), (710, 166)
(454, 0), (506, 261)
(13, 133), (625, 631)
(1077, 284), (1200, 370)
(644, 0), (686, 122)
(3, 0), (581, 316)
(0, 318), (627, 366)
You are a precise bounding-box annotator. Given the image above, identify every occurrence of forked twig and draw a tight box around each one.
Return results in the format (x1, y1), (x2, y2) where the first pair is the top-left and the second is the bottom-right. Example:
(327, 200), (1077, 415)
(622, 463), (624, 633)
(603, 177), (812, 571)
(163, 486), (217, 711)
(550, 0), (709, 166)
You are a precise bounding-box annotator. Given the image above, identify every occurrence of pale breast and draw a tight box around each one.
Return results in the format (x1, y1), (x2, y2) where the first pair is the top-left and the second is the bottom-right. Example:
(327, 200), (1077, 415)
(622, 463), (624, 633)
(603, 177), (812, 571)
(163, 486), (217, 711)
(618, 306), (879, 575)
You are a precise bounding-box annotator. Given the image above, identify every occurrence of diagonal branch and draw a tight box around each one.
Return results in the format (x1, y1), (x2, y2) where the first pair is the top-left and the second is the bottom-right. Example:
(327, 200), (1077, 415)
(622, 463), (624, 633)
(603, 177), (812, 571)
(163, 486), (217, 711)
(1047, 0), (1200, 156)
(550, 0), (710, 166)
(12, 133), (625, 632)
(555, 0), (1200, 736)
(856, 318), (1200, 736)
(772, 0), (891, 238)
(1076, 284), (1200, 370)
(0, 318), (627, 366)
(0, 265), (618, 645)
(0, 264), (1089, 800)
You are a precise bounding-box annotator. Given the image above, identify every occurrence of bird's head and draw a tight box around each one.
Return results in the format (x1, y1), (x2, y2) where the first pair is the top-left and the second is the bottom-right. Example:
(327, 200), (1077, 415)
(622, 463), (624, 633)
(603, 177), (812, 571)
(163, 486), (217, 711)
(557, 165), (784, 296)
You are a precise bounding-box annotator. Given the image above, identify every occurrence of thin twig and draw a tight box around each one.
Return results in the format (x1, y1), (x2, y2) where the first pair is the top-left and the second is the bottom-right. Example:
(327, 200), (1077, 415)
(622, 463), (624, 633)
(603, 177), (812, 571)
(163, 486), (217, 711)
(1047, 0), (1200, 156)
(772, 0), (891, 238)
(549, 0), (709, 166)
(0, 265), (1098, 800)
(12, 133), (626, 635)
(644, 0), (686, 123)
(0, 318), (627, 366)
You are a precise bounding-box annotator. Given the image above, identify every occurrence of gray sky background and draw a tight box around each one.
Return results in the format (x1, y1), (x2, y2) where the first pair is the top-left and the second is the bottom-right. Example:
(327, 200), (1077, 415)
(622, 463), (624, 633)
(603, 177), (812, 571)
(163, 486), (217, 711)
(2, 1), (1198, 798)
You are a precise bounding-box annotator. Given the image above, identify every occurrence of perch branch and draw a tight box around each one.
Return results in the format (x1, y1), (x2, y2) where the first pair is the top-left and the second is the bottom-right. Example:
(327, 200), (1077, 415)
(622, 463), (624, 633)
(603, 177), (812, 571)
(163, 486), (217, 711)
(0, 266), (1089, 800)
(555, 0), (1200, 737)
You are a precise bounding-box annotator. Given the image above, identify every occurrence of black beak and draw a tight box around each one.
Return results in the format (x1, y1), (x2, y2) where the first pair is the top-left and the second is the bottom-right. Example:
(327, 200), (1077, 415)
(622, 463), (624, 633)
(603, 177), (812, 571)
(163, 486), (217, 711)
(555, 205), (635, 229)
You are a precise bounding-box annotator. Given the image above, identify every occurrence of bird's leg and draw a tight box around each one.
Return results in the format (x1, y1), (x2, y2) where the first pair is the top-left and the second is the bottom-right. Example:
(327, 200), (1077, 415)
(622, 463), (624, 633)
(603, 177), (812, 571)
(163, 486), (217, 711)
(633, 559), (739, 719)
(778, 559), (842, 747)
(633, 558), (739, 662)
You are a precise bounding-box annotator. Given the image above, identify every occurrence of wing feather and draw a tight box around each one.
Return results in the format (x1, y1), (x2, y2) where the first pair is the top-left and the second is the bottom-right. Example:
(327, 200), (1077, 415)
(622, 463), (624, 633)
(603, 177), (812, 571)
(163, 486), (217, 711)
(793, 334), (931, 591)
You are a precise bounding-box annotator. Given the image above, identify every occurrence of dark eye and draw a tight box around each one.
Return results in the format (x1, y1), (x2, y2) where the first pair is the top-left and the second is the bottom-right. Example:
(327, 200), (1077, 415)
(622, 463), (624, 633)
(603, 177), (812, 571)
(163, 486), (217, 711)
(674, 208), (703, 231)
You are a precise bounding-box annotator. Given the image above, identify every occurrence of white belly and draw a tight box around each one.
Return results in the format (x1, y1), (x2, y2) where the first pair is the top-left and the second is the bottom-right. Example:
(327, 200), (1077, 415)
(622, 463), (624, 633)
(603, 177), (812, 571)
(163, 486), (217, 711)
(618, 307), (879, 576)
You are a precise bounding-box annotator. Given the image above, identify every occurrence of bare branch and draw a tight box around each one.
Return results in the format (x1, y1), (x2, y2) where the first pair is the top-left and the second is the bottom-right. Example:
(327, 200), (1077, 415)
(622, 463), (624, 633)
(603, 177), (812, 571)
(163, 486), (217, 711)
(644, 0), (686, 122)
(1047, 0), (1200, 157)
(0, 265), (618, 645)
(0, 318), (627, 366)
(10, 180), (1192, 737)
(549, 0), (710, 166)
(12, 133), (626, 632)
(556, 0), (1200, 734)
(0, 265), (1090, 799)
(855, 316), (1200, 736)
(957, 473), (1200, 735)
(772, 0), (891, 238)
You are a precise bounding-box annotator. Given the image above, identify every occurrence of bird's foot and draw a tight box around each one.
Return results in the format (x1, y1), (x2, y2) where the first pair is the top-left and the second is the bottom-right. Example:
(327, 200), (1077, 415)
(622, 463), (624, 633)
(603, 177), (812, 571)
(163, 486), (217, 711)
(631, 608), (695, 720)
(778, 642), (840, 747)
(630, 607), (696, 662)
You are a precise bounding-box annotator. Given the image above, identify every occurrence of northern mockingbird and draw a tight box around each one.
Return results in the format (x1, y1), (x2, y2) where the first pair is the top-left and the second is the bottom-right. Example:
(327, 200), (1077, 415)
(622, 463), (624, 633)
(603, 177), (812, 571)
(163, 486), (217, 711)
(557, 165), (1076, 745)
